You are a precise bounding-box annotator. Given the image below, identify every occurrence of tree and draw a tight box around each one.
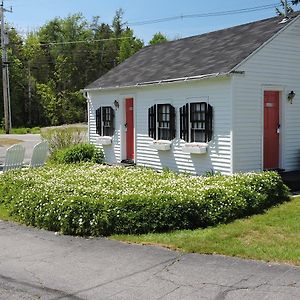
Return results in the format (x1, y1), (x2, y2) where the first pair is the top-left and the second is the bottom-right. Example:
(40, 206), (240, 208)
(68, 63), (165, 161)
(149, 32), (168, 45)
(1, 27), (29, 127)
(0, 11), (146, 128)
(117, 28), (143, 63)
(112, 8), (125, 37)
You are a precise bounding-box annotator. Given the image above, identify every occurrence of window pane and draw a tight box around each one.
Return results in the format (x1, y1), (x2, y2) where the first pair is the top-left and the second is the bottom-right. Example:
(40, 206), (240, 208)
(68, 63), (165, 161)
(158, 104), (171, 139)
(191, 129), (205, 142)
(159, 128), (170, 140)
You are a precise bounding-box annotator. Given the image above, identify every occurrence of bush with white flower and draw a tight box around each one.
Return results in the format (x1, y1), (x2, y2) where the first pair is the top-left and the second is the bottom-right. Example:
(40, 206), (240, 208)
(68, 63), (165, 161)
(0, 164), (289, 236)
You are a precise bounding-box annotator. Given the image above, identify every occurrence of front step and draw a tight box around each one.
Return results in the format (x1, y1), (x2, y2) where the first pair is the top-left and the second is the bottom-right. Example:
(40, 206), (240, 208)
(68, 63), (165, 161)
(120, 159), (136, 167)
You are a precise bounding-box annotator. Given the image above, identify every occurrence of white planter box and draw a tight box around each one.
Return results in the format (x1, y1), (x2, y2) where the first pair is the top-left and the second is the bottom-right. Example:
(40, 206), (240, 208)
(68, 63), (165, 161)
(182, 143), (208, 154)
(97, 136), (112, 145)
(151, 140), (172, 151)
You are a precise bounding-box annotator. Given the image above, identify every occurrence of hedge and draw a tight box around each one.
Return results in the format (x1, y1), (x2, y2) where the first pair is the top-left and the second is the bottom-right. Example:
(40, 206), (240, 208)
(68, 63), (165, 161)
(0, 164), (289, 236)
(52, 143), (104, 164)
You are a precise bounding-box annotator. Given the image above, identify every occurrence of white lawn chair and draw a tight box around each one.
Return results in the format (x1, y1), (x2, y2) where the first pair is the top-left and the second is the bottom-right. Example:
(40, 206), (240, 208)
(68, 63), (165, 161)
(29, 141), (49, 168)
(1, 144), (25, 173)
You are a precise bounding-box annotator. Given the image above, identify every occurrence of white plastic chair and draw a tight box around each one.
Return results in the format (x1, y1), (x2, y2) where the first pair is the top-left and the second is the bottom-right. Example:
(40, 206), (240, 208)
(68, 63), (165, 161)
(29, 141), (49, 168)
(1, 144), (25, 173)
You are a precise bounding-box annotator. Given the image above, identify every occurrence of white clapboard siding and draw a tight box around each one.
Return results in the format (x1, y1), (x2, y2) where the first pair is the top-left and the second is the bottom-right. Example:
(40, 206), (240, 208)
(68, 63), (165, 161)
(232, 17), (300, 172)
(88, 77), (233, 175)
(134, 78), (233, 175)
(88, 91), (122, 163)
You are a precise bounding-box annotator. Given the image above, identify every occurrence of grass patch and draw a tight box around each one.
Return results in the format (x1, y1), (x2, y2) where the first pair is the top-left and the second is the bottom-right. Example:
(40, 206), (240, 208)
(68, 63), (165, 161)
(0, 127), (41, 134)
(113, 197), (300, 266)
(0, 138), (23, 147)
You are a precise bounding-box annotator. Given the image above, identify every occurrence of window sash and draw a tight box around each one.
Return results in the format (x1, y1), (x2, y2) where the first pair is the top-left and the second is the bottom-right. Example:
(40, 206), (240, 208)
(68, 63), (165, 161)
(157, 104), (175, 140)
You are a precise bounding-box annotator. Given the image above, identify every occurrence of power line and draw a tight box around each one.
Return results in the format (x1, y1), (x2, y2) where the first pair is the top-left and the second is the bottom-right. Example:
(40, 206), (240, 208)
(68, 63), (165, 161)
(127, 2), (294, 26)
(38, 36), (133, 46)
(8, 1), (297, 48)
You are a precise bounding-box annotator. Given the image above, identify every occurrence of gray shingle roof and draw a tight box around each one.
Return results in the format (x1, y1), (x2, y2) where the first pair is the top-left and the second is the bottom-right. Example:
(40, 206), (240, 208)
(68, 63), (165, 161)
(86, 12), (300, 90)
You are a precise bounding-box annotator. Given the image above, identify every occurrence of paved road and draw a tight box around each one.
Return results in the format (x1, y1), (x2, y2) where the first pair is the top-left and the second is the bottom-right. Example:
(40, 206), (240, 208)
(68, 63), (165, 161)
(0, 221), (299, 299)
(0, 134), (42, 164)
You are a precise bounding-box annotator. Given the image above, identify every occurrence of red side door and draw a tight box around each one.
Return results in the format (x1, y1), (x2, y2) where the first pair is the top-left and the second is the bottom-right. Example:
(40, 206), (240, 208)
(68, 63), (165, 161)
(264, 91), (280, 170)
(125, 98), (134, 161)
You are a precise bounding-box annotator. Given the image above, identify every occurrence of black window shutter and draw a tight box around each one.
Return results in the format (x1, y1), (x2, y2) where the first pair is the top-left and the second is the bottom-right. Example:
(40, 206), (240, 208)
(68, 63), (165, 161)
(180, 103), (189, 142)
(148, 105), (157, 139)
(169, 104), (176, 139)
(206, 104), (213, 142)
(96, 107), (102, 135)
(109, 107), (115, 136)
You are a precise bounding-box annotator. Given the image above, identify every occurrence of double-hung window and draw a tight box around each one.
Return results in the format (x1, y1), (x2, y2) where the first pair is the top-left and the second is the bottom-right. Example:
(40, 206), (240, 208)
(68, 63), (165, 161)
(180, 102), (213, 143)
(96, 106), (115, 136)
(148, 104), (176, 140)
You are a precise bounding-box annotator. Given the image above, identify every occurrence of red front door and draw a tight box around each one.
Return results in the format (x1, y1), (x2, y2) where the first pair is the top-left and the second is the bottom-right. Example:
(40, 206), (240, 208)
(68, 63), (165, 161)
(264, 91), (280, 170)
(125, 98), (134, 161)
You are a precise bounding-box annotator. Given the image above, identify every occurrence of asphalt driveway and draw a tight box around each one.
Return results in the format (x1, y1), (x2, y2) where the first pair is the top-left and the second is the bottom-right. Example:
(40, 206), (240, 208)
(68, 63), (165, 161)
(0, 221), (299, 299)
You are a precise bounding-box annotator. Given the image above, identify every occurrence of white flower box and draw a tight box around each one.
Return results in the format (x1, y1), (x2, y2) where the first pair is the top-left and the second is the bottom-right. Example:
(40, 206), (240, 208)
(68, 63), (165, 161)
(151, 140), (172, 151)
(182, 142), (208, 154)
(97, 136), (112, 145)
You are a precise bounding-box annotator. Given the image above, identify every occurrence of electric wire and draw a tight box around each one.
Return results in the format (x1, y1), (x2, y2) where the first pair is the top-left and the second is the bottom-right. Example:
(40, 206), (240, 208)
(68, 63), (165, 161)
(6, 1), (298, 48)
(127, 2), (294, 26)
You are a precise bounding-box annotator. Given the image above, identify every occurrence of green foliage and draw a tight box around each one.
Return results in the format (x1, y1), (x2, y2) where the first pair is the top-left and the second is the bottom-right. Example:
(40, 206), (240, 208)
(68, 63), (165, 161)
(0, 165), (289, 237)
(117, 28), (144, 63)
(149, 32), (168, 45)
(36, 82), (85, 126)
(0, 127), (41, 134)
(40, 125), (87, 154)
(0, 11), (144, 128)
(53, 143), (104, 164)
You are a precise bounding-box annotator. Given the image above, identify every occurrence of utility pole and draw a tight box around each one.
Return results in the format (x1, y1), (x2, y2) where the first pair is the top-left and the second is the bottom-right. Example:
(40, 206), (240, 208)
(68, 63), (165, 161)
(28, 62), (32, 125)
(284, 0), (288, 17)
(1, 1), (12, 134)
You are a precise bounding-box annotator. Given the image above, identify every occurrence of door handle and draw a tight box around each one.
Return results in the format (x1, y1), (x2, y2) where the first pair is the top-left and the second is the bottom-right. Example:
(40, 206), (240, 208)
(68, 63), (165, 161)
(277, 124), (280, 134)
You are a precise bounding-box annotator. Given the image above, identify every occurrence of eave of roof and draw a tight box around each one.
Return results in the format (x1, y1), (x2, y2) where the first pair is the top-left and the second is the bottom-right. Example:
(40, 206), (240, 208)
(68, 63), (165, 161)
(83, 72), (231, 92)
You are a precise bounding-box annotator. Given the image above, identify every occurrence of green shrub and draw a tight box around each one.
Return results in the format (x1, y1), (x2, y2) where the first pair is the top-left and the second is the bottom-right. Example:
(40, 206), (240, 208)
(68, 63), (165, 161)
(0, 165), (289, 236)
(53, 144), (104, 164)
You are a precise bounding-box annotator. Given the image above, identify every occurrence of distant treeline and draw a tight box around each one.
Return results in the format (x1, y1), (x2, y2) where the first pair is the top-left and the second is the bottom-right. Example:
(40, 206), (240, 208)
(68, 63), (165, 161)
(0, 9), (167, 128)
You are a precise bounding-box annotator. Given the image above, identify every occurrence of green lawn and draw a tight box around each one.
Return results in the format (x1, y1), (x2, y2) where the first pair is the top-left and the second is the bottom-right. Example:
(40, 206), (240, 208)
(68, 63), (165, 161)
(113, 196), (300, 266)
(0, 127), (41, 134)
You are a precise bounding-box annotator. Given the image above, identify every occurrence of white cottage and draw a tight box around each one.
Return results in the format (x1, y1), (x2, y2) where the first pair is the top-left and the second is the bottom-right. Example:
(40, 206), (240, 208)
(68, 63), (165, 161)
(84, 12), (300, 175)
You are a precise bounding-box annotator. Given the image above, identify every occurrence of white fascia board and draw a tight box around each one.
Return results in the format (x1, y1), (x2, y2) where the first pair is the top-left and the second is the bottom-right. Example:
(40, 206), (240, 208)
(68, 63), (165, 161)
(82, 72), (231, 93)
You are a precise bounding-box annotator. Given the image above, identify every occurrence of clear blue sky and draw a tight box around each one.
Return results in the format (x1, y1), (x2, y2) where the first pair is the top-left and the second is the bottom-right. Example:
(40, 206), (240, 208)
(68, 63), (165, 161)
(4, 0), (293, 43)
